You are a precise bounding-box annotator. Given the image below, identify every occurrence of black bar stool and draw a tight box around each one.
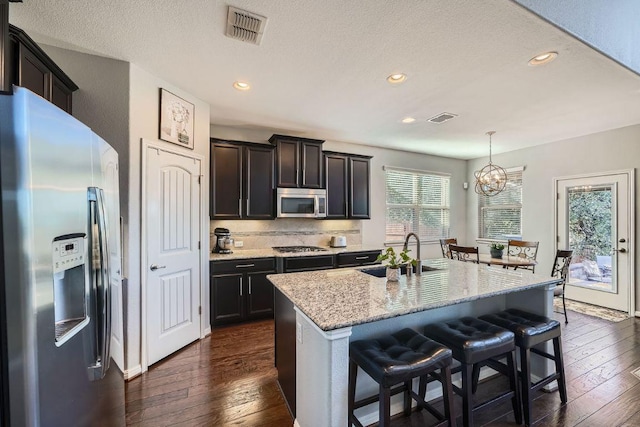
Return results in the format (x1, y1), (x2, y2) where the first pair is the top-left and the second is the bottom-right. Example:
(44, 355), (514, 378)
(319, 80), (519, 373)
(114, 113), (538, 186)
(480, 308), (567, 426)
(349, 328), (455, 427)
(424, 316), (522, 427)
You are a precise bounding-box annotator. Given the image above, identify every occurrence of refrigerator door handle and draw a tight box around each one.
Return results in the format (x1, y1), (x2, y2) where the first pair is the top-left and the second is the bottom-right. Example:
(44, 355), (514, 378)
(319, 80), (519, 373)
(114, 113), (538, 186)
(87, 187), (112, 380)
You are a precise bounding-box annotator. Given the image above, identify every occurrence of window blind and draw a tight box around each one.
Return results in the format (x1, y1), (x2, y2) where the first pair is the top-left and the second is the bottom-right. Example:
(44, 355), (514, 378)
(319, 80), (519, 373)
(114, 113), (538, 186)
(478, 170), (522, 239)
(385, 167), (450, 243)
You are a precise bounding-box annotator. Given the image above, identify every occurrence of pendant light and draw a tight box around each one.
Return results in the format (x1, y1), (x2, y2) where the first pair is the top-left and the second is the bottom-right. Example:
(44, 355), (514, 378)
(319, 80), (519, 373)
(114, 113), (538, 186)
(474, 131), (507, 196)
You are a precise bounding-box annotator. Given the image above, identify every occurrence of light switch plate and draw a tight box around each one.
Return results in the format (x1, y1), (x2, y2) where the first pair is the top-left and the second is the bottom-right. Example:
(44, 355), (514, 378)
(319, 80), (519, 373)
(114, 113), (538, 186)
(234, 240), (244, 247)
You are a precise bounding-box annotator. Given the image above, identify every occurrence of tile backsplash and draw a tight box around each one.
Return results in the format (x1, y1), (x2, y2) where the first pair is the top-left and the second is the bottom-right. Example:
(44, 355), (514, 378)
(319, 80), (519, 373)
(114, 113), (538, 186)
(210, 219), (362, 250)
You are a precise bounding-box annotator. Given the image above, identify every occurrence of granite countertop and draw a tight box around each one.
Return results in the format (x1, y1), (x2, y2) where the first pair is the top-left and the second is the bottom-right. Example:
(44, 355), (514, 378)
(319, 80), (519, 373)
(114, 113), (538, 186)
(209, 244), (383, 261)
(267, 259), (561, 331)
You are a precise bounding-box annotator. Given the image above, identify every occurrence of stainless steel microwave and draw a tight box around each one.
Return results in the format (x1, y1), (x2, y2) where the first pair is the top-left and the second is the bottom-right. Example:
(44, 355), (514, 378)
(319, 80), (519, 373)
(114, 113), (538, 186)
(276, 188), (327, 218)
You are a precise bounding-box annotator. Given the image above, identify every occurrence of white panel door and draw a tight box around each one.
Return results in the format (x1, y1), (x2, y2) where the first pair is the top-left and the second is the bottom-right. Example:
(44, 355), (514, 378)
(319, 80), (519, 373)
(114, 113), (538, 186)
(146, 146), (201, 365)
(556, 171), (633, 312)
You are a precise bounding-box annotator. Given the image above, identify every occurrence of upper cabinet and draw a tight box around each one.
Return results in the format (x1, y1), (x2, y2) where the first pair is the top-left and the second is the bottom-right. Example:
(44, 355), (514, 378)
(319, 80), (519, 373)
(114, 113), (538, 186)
(269, 134), (324, 189)
(6, 25), (78, 113)
(210, 139), (275, 219)
(324, 151), (372, 220)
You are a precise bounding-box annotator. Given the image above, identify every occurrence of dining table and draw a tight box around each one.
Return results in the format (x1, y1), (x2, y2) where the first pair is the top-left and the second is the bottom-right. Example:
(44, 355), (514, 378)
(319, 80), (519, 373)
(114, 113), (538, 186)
(478, 253), (537, 268)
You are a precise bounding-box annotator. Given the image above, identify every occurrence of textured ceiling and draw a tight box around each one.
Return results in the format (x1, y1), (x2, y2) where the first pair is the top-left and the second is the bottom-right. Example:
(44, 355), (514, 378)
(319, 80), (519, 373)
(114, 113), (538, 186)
(8, 0), (640, 159)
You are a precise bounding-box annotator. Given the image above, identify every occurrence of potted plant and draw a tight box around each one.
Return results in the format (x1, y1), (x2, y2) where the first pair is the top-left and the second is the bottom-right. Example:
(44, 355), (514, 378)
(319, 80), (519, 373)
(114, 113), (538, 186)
(490, 242), (505, 259)
(376, 247), (413, 281)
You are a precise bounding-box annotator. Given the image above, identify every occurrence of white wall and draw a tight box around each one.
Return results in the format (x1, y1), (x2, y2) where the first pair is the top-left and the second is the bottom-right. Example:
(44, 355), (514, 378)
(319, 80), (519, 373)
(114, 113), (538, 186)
(211, 125), (469, 258)
(466, 124), (640, 307)
(127, 64), (210, 372)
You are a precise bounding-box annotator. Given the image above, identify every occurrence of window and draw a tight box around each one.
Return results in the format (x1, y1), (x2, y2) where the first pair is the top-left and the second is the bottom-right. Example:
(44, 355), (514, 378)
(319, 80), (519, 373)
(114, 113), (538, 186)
(478, 168), (523, 239)
(384, 166), (450, 243)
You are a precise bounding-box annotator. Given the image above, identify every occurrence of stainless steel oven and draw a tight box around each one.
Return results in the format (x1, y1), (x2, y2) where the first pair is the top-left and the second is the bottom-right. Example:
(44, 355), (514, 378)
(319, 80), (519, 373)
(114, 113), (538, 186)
(276, 188), (327, 218)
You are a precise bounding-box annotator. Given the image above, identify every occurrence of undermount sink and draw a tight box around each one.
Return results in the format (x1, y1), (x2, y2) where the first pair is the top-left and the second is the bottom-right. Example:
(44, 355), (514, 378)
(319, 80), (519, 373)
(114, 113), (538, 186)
(360, 264), (438, 278)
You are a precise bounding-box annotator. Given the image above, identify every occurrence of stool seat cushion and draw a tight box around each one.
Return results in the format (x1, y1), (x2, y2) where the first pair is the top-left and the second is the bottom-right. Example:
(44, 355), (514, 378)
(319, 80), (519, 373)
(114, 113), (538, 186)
(424, 317), (514, 364)
(350, 328), (452, 387)
(480, 308), (561, 348)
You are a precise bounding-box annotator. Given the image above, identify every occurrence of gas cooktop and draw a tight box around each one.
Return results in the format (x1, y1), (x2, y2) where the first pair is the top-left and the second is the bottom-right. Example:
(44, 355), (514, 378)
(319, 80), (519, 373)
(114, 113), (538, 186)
(272, 246), (329, 253)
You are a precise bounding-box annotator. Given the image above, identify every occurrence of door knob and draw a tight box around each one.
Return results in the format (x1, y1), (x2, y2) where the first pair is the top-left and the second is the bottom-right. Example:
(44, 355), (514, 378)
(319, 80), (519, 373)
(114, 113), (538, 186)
(150, 264), (166, 271)
(619, 238), (626, 243)
(614, 248), (627, 253)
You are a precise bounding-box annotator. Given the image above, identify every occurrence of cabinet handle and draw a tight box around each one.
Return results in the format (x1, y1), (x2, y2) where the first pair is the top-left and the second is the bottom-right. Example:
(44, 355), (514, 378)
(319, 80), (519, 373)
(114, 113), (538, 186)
(239, 278), (243, 296)
(355, 256), (368, 260)
(249, 280), (252, 295)
(236, 263), (255, 268)
(238, 199), (242, 215)
(246, 199), (249, 215)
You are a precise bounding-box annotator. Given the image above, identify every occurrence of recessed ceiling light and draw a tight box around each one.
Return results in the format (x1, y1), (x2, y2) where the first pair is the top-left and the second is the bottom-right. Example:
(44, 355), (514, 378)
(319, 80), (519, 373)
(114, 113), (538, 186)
(401, 117), (416, 123)
(233, 81), (251, 91)
(528, 51), (558, 66)
(387, 73), (407, 84)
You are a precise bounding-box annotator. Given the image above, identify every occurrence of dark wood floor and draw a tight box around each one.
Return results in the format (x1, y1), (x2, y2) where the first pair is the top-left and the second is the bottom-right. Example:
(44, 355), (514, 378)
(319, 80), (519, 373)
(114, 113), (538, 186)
(125, 310), (640, 426)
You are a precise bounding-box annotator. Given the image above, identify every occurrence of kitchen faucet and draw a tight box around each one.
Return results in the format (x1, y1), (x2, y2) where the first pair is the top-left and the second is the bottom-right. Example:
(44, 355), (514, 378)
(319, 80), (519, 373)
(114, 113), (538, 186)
(403, 232), (423, 275)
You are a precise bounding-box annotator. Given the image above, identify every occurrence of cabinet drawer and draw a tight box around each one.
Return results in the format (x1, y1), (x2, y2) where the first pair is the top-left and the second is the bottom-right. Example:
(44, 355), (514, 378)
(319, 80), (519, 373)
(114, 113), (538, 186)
(336, 251), (381, 267)
(283, 255), (335, 272)
(211, 257), (276, 274)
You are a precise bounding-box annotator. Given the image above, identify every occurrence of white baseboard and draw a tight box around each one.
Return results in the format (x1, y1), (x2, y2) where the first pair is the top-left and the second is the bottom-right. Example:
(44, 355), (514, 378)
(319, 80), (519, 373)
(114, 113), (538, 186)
(634, 311), (640, 318)
(203, 326), (212, 337)
(124, 364), (142, 381)
(293, 419), (301, 427)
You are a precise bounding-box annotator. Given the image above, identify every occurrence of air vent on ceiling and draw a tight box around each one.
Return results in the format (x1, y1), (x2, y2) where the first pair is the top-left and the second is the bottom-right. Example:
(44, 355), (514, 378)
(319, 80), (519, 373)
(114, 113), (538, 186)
(427, 112), (458, 124)
(226, 6), (268, 45)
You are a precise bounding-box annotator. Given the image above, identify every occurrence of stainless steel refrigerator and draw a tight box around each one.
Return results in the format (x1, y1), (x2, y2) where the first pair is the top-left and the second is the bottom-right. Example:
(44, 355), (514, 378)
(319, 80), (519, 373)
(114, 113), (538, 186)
(0, 87), (125, 426)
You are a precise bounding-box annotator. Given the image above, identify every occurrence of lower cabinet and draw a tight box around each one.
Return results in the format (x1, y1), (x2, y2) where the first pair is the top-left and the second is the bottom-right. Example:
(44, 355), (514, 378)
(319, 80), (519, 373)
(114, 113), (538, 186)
(210, 258), (276, 327)
(335, 250), (381, 267)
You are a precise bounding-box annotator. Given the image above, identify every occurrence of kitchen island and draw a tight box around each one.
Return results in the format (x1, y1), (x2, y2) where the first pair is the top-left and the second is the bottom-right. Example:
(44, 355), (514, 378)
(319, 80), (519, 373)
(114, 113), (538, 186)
(268, 258), (561, 427)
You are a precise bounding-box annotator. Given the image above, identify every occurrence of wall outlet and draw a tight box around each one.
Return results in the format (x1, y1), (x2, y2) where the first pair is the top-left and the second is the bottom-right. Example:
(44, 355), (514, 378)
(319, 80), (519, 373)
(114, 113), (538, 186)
(234, 240), (244, 248)
(296, 322), (303, 344)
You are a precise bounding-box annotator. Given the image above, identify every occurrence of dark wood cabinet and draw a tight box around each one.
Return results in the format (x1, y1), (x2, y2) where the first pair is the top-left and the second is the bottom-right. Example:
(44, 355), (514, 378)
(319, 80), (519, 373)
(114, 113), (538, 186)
(269, 134), (324, 189)
(210, 139), (274, 219)
(5, 25), (77, 113)
(324, 153), (349, 218)
(324, 151), (372, 219)
(349, 156), (371, 219)
(335, 250), (381, 267)
(280, 254), (335, 273)
(210, 258), (276, 327)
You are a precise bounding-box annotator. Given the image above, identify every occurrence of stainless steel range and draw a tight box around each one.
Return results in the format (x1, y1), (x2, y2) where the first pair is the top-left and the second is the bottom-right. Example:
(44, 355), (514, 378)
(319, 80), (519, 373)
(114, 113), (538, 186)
(272, 246), (329, 253)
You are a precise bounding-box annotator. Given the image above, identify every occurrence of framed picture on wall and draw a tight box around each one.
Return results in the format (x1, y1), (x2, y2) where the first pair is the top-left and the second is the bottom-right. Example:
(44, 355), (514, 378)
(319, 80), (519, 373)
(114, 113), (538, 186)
(159, 88), (195, 149)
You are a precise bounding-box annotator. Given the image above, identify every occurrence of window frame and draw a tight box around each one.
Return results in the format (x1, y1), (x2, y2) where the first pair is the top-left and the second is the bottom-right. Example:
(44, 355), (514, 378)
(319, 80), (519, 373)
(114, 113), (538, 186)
(383, 166), (451, 245)
(477, 167), (524, 241)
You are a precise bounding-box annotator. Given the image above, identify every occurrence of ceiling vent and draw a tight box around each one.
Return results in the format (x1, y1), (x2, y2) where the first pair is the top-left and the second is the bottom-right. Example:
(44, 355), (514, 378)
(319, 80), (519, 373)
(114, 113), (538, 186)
(427, 112), (458, 124)
(226, 6), (268, 45)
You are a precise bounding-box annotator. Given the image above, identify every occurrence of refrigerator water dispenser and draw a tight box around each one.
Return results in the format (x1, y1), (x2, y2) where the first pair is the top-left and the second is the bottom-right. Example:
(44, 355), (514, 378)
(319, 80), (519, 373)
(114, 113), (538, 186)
(53, 234), (89, 346)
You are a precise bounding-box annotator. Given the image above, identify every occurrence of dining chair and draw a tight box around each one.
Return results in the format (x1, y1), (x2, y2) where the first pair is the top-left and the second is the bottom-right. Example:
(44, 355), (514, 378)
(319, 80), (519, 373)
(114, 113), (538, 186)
(449, 244), (479, 263)
(439, 238), (457, 258)
(507, 240), (539, 272)
(551, 249), (573, 324)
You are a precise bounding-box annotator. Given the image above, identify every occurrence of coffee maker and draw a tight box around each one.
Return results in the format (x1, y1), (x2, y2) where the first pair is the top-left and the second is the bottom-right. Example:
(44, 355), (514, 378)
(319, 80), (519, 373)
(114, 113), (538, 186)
(213, 227), (234, 254)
